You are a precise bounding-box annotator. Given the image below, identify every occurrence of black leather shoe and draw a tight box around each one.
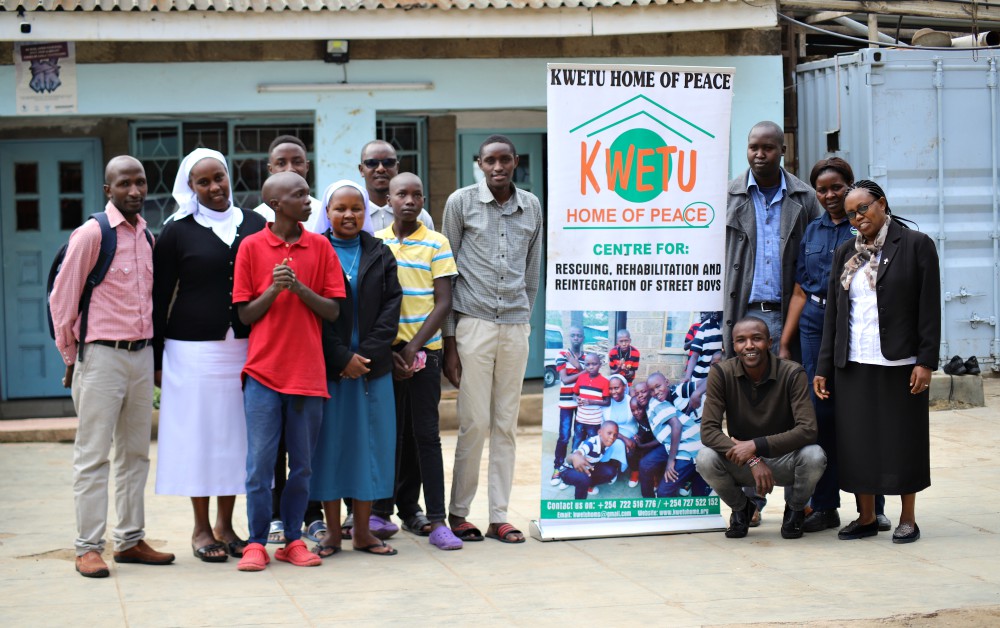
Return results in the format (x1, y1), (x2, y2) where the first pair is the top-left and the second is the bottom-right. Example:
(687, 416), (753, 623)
(876, 513), (892, 531)
(964, 356), (981, 375)
(838, 518), (879, 540)
(944, 355), (967, 375)
(725, 499), (757, 539)
(802, 508), (841, 533)
(780, 506), (806, 539)
(892, 522), (921, 544)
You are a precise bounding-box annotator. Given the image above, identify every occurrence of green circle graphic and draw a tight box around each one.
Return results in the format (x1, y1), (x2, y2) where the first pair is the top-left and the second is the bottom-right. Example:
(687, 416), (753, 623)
(608, 128), (670, 203)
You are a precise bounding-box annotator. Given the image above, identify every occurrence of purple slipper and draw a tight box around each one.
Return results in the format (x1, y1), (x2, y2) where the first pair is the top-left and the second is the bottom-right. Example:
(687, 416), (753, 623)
(369, 515), (399, 540)
(428, 525), (463, 551)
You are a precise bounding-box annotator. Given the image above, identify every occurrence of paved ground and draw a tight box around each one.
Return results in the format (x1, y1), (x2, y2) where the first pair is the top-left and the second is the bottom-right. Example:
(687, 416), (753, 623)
(1, 379), (998, 627)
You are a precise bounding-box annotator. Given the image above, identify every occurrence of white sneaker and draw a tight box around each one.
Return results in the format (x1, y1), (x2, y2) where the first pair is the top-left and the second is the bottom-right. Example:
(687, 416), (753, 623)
(628, 478), (639, 488)
(609, 474), (617, 485)
(550, 470), (562, 486)
(588, 487), (599, 496)
(558, 481), (569, 490)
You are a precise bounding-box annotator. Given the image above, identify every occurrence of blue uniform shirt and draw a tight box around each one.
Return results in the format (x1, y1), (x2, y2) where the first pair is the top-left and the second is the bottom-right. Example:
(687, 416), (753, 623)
(795, 212), (855, 297)
(747, 171), (785, 304)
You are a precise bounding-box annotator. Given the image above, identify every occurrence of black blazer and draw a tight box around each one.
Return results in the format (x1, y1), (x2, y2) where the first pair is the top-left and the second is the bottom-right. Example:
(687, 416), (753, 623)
(816, 219), (941, 377)
(322, 231), (402, 382)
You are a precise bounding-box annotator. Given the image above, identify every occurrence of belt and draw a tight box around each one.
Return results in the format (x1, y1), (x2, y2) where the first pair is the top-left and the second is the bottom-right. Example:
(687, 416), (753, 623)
(747, 301), (780, 313)
(91, 339), (151, 352)
(809, 293), (827, 307)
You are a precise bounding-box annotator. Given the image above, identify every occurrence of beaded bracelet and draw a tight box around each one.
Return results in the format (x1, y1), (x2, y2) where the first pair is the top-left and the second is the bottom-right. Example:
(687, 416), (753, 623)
(747, 456), (761, 468)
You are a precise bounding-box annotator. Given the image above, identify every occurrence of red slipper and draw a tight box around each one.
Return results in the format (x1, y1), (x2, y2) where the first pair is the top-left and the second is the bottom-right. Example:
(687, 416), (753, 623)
(237, 542), (270, 572)
(275, 539), (322, 567)
(485, 523), (525, 544)
(450, 521), (484, 542)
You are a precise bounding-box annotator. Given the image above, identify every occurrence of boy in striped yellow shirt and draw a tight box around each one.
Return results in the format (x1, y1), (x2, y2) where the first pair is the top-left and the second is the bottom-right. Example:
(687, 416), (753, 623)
(373, 173), (463, 550)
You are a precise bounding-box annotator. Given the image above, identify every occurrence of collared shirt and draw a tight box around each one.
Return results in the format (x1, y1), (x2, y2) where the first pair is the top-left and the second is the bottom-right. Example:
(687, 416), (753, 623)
(574, 372), (610, 425)
(253, 195), (325, 233)
(555, 348), (583, 409)
(49, 201), (154, 365)
(441, 178), (543, 335)
(796, 212), (855, 297)
(847, 253), (917, 367)
(375, 221), (457, 350)
(368, 202), (434, 233)
(688, 318), (723, 381)
(747, 170), (786, 304)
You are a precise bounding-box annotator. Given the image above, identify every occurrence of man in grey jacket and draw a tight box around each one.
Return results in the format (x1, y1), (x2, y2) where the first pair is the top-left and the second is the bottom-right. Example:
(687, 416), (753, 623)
(723, 121), (822, 358)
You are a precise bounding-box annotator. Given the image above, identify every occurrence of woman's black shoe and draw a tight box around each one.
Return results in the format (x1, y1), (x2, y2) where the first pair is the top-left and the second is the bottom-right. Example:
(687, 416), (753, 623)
(943, 355), (967, 375)
(964, 356), (981, 375)
(837, 518), (879, 540)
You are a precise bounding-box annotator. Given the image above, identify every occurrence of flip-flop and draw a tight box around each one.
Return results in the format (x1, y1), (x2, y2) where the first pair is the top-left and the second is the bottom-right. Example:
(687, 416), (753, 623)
(226, 538), (248, 558)
(267, 520), (286, 545)
(485, 523), (525, 544)
(304, 520), (327, 543)
(311, 543), (341, 558)
(428, 526), (463, 551)
(401, 512), (433, 537)
(192, 542), (229, 563)
(352, 541), (398, 556)
(450, 521), (484, 542)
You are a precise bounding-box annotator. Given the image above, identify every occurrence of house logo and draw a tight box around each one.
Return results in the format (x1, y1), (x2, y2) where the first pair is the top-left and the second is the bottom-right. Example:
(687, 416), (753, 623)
(572, 95), (715, 207)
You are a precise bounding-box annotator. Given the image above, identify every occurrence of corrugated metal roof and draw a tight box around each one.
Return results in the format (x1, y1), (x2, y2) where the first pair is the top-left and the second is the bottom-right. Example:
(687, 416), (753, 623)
(4, 0), (740, 11)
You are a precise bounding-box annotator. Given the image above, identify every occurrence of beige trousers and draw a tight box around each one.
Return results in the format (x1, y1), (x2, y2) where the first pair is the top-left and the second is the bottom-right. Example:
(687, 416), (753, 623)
(449, 317), (531, 524)
(71, 343), (154, 555)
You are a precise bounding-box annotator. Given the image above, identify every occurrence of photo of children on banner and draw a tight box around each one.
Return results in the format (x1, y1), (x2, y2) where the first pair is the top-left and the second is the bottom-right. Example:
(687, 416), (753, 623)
(541, 313), (723, 501)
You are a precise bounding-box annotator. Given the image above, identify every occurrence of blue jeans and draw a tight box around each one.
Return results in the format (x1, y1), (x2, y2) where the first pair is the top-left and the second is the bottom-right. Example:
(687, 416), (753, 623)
(560, 461), (618, 499)
(656, 457), (711, 498)
(572, 421), (599, 453)
(244, 376), (323, 546)
(552, 407), (576, 470)
(638, 446), (669, 498)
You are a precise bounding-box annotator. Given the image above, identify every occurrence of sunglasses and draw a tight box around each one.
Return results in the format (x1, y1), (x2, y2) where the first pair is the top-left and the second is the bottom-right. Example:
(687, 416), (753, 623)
(847, 199), (879, 221)
(362, 158), (398, 169)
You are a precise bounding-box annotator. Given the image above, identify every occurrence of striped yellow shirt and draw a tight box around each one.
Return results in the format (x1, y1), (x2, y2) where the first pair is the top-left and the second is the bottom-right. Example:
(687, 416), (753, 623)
(375, 222), (458, 350)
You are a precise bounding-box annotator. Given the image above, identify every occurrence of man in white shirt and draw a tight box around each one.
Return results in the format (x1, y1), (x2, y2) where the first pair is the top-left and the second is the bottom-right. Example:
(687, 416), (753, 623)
(359, 140), (434, 232)
(254, 135), (325, 233)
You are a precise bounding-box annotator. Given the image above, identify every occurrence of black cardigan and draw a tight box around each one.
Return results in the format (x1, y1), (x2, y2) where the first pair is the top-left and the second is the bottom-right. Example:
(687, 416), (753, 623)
(152, 210), (267, 369)
(816, 218), (941, 377)
(322, 231), (402, 382)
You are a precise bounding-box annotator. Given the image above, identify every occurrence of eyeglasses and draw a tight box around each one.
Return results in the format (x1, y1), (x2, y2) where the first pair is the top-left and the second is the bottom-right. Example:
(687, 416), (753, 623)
(362, 158), (398, 169)
(846, 200), (878, 221)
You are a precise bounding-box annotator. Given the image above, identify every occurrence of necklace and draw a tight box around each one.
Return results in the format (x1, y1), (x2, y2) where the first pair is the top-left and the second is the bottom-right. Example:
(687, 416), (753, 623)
(341, 246), (361, 281)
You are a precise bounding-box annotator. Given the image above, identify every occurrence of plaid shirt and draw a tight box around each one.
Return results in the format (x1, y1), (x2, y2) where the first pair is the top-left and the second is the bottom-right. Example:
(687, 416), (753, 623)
(441, 179), (543, 336)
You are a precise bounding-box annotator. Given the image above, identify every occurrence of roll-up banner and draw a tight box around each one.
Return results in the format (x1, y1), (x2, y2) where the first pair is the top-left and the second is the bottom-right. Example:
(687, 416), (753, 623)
(531, 64), (733, 541)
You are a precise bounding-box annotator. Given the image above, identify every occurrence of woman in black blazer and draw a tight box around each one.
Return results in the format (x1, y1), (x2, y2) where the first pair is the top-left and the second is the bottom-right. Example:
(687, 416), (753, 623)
(814, 180), (940, 544)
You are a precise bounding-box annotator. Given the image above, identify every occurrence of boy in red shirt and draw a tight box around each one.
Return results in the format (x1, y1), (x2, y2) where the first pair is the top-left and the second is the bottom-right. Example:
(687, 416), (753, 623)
(609, 329), (641, 384)
(232, 171), (346, 571)
(572, 352), (611, 450)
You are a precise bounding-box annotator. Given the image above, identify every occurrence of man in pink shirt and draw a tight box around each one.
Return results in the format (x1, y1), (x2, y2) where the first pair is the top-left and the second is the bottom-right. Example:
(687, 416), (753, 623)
(49, 156), (175, 578)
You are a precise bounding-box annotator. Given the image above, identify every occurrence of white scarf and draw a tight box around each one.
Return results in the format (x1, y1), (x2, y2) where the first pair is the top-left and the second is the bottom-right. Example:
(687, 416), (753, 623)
(169, 148), (242, 246)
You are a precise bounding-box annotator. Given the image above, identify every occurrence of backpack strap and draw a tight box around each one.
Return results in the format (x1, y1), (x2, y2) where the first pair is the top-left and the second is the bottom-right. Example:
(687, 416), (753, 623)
(77, 213), (117, 361)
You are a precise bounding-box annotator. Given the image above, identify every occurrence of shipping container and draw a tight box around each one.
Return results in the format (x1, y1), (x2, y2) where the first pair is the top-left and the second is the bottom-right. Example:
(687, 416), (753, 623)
(797, 48), (1000, 371)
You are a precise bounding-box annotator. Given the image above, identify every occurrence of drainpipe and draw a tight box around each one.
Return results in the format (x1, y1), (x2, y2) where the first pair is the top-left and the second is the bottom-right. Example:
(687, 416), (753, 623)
(989, 58), (1000, 370)
(834, 16), (897, 45)
(933, 58), (948, 364)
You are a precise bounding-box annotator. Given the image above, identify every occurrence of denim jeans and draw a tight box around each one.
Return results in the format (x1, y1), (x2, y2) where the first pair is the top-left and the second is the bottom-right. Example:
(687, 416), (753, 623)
(552, 407), (576, 470)
(638, 446), (670, 498)
(571, 421), (600, 453)
(695, 444), (826, 512)
(374, 349), (447, 523)
(244, 376), (323, 546)
(272, 433), (324, 525)
(655, 457), (711, 498)
(560, 461), (619, 499)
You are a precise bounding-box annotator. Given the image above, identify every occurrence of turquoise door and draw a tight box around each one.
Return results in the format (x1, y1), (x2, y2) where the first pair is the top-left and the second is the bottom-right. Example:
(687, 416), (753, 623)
(0, 139), (103, 399)
(457, 132), (546, 379)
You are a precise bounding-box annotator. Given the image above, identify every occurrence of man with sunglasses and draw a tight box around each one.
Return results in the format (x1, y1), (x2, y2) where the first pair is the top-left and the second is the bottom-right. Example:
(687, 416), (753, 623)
(359, 140), (434, 232)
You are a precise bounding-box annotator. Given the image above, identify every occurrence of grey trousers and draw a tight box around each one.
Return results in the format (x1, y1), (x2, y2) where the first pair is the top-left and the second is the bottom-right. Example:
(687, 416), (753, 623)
(71, 344), (154, 555)
(695, 444), (826, 512)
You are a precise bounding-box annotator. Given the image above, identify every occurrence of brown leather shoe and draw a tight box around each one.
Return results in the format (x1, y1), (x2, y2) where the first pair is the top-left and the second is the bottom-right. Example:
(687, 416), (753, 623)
(113, 540), (175, 565)
(76, 551), (110, 578)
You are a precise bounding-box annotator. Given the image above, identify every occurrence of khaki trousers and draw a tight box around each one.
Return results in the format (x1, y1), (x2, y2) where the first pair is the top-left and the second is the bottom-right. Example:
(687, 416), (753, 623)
(449, 317), (530, 524)
(71, 344), (154, 555)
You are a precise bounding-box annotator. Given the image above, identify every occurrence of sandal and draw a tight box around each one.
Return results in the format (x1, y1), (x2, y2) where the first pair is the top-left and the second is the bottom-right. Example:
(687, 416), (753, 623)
(267, 520), (286, 545)
(192, 542), (229, 563)
(428, 525), (463, 551)
(401, 511), (433, 537)
(450, 521), (484, 542)
(341, 513), (353, 540)
(485, 523), (525, 544)
(226, 538), (248, 558)
(312, 542), (341, 558)
(353, 541), (397, 556)
(369, 515), (399, 540)
(304, 520), (327, 543)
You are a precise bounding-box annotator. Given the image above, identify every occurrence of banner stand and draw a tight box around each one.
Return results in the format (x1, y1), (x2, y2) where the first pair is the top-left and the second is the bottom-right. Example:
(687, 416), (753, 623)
(530, 515), (726, 542)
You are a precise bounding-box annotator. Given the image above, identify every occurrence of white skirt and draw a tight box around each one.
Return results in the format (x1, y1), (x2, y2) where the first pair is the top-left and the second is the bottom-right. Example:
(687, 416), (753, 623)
(155, 331), (248, 496)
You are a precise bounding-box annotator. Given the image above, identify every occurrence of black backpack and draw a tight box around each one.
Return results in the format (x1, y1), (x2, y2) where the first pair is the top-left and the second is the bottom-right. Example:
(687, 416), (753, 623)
(46, 212), (153, 361)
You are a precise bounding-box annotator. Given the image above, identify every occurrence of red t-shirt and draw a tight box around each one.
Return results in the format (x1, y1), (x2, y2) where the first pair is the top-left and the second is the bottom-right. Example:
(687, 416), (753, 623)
(573, 372), (610, 426)
(233, 227), (346, 397)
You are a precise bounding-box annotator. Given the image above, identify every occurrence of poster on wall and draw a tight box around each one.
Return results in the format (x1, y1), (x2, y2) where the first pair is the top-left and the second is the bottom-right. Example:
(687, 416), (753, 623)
(14, 42), (78, 115)
(530, 63), (733, 541)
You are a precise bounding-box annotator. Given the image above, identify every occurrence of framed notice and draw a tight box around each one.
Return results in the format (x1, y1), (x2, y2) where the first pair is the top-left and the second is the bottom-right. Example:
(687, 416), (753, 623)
(531, 64), (733, 541)
(14, 41), (78, 115)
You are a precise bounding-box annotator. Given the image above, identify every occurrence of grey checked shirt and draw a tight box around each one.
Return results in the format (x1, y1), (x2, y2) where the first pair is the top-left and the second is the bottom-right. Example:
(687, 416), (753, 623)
(441, 179), (543, 336)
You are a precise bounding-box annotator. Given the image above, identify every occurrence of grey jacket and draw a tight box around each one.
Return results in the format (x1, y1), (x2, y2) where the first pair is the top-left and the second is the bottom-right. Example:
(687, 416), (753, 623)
(723, 168), (822, 356)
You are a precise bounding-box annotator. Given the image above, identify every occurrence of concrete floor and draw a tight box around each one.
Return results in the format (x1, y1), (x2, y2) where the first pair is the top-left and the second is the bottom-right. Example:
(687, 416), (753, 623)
(1, 380), (998, 627)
